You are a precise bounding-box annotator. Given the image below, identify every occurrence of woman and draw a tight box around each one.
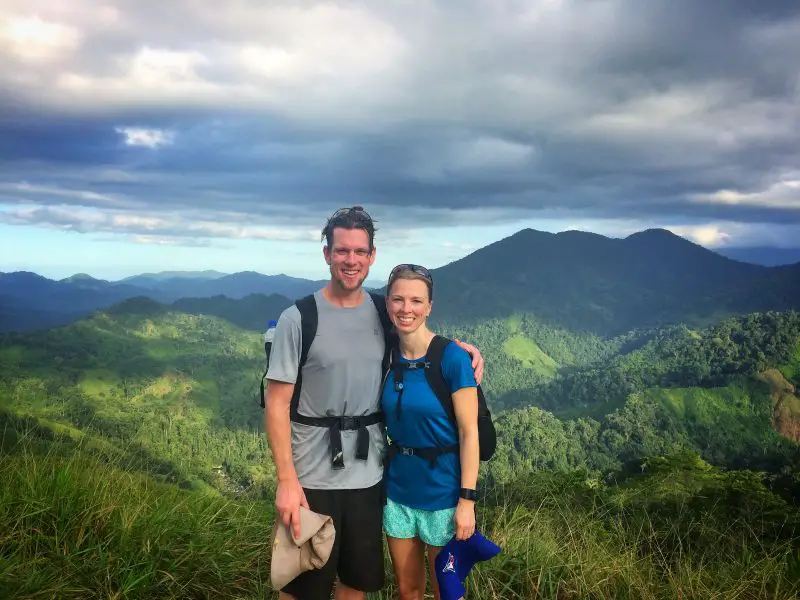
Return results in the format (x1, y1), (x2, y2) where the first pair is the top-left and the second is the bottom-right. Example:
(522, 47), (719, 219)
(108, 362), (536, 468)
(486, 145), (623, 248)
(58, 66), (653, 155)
(381, 263), (480, 600)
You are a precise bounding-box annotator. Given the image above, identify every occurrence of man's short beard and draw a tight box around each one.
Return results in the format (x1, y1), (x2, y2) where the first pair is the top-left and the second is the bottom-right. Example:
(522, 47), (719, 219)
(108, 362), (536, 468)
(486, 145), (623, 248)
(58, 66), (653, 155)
(331, 271), (366, 292)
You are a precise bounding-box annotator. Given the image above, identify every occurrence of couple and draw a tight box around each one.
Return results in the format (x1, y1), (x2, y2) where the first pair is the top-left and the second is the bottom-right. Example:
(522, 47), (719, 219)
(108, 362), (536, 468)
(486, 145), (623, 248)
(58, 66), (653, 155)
(264, 206), (484, 600)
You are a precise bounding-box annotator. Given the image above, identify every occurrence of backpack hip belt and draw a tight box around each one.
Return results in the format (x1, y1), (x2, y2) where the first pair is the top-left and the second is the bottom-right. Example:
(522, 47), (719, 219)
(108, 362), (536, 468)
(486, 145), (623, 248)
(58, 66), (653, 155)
(292, 411), (384, 470)
(385, 440), (459, 469)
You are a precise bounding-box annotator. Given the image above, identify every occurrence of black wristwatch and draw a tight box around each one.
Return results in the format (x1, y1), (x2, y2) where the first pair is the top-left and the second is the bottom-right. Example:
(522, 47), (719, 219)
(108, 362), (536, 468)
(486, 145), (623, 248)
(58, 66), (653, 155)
(459, 487), (478, 501)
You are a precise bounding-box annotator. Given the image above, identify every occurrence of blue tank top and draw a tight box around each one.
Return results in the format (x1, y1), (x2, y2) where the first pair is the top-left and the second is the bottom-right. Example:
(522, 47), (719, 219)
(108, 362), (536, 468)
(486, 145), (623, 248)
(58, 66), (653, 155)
(381, 340), (477, 510)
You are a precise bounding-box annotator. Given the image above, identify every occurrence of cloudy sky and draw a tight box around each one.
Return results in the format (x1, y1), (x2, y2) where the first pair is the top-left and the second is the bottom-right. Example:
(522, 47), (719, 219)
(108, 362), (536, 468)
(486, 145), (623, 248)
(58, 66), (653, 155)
(1, 0), (799, 281)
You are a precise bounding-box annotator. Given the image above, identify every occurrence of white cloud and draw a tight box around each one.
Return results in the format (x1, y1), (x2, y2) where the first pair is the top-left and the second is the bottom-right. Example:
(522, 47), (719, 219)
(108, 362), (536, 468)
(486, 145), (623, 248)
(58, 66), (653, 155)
(115, 126), (174, 148)
(1, 15), (81, 63)
(688, 177), (800, 209)
(0, 182), (126, 206)
(666, 225), (732, 247)
(0, 203), (320, 242)
(441, 241), (477, 251)
(128, 235), (214, 248)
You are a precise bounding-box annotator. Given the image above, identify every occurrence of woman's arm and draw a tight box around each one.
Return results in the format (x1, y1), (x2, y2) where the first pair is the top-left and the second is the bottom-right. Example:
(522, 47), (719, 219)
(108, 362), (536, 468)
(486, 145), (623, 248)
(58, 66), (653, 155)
(452, 386), (479, 540)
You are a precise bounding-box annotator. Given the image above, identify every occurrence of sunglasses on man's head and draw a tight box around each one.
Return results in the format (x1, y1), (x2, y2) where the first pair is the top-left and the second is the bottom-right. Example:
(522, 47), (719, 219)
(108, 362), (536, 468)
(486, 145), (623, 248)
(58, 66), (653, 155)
(330, 206), (371, 220)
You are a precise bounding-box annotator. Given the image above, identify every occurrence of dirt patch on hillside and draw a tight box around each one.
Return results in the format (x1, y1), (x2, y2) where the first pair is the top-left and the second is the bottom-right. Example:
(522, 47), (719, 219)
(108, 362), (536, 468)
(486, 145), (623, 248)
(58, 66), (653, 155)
(758, 369), (800, 443)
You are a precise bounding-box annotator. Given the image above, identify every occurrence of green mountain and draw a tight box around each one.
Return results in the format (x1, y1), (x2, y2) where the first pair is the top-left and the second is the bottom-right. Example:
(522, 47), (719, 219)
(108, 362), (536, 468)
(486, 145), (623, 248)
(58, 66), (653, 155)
(171, 293), (293, 332)
(426, 228), (800, 334)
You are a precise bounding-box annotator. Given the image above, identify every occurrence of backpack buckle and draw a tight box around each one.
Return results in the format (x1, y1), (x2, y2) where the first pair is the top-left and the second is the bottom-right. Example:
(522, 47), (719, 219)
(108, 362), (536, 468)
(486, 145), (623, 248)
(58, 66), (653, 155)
(339, 416), (358, 430)
(405, 361), (430, 370)
(401, 447), (415, 456)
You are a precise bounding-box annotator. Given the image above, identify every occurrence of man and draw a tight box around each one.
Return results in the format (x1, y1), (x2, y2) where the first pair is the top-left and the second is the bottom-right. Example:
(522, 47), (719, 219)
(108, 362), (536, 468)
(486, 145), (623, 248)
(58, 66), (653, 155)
(265, 206), (483, 600)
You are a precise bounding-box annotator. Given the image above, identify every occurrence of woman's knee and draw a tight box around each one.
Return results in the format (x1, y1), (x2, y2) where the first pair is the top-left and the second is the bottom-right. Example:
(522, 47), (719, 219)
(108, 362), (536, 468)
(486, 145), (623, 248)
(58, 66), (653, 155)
(397, 578), (425, 600)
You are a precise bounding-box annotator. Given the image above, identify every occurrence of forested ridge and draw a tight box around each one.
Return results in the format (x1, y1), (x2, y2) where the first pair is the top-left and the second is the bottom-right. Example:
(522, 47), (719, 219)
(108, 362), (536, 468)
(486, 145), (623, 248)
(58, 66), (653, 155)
(1, 298), (799, 497)
(2, 294), (800, 598)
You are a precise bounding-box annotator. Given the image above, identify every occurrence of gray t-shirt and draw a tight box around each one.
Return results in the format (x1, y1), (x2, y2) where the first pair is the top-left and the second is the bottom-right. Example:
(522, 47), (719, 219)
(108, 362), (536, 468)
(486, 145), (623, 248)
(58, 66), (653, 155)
(266, 289), (386, 490)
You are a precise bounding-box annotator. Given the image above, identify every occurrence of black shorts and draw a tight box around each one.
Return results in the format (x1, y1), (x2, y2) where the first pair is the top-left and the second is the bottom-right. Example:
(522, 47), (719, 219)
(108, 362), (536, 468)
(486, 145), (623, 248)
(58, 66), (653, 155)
(281, 480), (385, 600)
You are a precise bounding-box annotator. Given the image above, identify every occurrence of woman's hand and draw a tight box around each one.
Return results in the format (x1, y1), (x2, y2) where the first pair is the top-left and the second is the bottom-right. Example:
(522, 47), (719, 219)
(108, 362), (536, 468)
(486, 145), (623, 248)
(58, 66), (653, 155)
(454, 498), (476, 540)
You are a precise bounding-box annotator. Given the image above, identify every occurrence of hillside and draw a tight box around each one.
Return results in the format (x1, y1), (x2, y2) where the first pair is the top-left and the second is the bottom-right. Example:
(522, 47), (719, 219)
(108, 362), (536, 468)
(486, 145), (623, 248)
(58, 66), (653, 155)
(0, 298), (271, 495)
(2, 435), (798, 599)
(171, 293), (293, 332)
(2, 295), (799, 494)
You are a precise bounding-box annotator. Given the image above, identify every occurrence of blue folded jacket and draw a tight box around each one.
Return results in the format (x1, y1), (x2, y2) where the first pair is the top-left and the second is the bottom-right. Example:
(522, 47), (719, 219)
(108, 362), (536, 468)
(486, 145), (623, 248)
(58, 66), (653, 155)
(434, 531), (502, 600)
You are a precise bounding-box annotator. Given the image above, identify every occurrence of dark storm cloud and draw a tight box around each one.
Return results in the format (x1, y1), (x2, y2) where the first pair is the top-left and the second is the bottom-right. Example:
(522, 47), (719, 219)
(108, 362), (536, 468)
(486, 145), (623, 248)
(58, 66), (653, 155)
(0, 0), (798, 243)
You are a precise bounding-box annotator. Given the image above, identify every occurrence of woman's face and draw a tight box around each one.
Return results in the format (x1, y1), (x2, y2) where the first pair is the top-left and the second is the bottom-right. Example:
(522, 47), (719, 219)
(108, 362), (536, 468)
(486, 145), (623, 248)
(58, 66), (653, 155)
(387, 277), (432, 334)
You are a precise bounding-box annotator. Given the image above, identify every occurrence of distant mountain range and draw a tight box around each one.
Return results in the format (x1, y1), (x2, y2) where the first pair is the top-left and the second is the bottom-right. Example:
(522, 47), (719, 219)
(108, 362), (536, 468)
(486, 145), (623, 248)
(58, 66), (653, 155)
(1, 229), (799, 334)
(0, 271), (319, 332)
(714, 246), (800, 267)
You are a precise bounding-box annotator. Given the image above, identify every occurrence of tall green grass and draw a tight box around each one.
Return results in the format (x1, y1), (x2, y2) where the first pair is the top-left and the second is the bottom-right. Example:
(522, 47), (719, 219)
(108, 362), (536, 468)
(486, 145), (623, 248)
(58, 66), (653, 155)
(2, 429), (799, 600)
(0, 431), (274, 599)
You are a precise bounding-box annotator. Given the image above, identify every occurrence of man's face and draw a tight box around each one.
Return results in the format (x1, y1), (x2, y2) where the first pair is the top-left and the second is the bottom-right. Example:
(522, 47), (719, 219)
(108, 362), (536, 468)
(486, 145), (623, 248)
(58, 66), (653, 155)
(323, 227), (376, 292)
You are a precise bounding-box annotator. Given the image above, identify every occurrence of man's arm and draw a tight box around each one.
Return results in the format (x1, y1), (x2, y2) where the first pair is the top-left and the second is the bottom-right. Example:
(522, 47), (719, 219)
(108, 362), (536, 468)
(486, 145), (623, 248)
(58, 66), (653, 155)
(263, 309), (307, 539)
(265, 379), (299, 483)
(265, 379), (308, 539)
(453, 338), (484, 384)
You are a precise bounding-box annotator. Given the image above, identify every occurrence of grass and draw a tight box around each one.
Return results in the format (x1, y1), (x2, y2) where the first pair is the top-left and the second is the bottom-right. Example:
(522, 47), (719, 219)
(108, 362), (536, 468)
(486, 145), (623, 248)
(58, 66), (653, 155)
(2, 425), (798, 600)
(502, 334), (559, 377)
(653, 384), (758, 424)
(0, 431), (274, 600)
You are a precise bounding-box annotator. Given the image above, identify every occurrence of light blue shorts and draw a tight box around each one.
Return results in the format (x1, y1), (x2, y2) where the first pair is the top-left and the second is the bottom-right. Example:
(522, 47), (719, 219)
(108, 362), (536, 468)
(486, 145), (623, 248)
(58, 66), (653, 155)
(383, 497), (455, 547)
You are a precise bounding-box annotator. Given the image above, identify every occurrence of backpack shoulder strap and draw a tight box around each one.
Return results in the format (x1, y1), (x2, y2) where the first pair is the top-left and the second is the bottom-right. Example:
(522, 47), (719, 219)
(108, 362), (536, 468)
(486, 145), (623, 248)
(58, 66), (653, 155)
(368, 291), (395, 373)
(295, 293), (318, 370)
(290, 293), (318, 419)
(425, 335), (456, 424)
(368, 292), (390, 335)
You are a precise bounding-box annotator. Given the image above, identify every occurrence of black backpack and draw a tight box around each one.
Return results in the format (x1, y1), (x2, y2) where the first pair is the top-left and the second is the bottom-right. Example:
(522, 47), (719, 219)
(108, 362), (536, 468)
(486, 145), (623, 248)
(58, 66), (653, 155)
(388, 334), (496, 462)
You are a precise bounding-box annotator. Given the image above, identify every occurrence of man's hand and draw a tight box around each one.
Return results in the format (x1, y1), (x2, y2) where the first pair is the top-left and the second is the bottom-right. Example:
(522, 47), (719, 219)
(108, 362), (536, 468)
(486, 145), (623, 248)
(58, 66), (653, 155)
(454, 338), (484, 384)
(275, 477), (309, 540)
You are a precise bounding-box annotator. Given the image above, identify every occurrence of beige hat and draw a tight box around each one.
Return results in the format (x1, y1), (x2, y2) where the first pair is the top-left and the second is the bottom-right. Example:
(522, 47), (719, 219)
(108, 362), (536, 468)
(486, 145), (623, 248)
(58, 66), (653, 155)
(270, 506), (336, 590)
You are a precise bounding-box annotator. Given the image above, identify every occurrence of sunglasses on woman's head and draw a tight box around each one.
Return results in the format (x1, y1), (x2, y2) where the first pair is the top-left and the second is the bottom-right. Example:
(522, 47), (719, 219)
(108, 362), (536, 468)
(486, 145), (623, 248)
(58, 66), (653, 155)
(388, 263), (433, 284)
